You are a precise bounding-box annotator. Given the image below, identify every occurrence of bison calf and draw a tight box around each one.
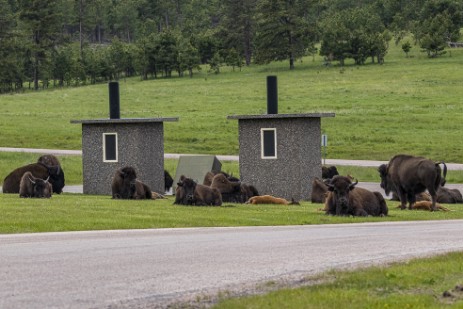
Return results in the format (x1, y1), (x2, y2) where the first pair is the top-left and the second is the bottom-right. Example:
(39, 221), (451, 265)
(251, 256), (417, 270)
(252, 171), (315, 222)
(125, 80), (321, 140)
(19, 171), (52, 198)
(246, 195), (299, 205)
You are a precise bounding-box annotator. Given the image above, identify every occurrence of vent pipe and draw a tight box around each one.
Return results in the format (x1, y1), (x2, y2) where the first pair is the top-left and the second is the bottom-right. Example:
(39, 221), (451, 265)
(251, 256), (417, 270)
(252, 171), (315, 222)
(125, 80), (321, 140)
(266, 76), (278, 114)
(109, 81), (120, 119)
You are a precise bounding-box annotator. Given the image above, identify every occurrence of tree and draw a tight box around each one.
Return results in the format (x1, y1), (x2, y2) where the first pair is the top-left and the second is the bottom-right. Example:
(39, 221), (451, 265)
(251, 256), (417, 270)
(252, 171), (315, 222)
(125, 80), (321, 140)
(19, 0), (64, 90)
(254, 0), (317, 70)
(218, 0), (257, 66)
(0, 0), (24, 92)
(414, 0), (463, 57)
(401, 41), (412, 57)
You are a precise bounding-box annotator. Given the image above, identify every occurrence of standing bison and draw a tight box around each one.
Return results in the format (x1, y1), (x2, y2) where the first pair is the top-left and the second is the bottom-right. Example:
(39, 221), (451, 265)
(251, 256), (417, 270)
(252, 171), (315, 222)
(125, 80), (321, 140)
(325, 175), (388, 217)
(19, 171), (52, 198)
(3, 161), (65, 194)
(175, 175), (222, 206)
(111, 166), (152, 199)
(378, 154), (447, 211)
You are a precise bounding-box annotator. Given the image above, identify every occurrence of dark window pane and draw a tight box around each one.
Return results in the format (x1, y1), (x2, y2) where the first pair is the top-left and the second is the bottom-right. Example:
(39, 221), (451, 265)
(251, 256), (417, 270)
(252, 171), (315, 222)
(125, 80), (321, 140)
(105, 134), (117, 161)
(262, 130), (276, 157)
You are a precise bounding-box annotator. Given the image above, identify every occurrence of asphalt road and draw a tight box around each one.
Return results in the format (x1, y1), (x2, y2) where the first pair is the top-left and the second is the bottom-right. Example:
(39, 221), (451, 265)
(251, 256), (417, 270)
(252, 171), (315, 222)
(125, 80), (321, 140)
(2, 221), (463, 308)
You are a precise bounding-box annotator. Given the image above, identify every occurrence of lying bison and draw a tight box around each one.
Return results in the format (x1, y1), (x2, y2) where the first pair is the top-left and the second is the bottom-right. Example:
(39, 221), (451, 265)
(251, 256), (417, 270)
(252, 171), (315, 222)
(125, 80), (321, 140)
(311, 177), (329, 203)
(437, 187), (463, 204)
(210, 173), (258, 203)
(378, 154), (447, 211)
(322, 165), (339, 179)
(246, 195), (299, 205)
(3, 162), (65, 194)
(175, 175), (222, 206)
(19, 171), (52, 198)
(111, 166), (152, 199)
(325, 175), (388, 217)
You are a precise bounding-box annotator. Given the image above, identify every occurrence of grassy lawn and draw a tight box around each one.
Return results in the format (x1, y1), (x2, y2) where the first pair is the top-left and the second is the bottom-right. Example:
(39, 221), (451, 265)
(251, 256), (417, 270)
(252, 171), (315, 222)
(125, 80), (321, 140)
(1, 193), (462, 234)
(0, 41), (462, 163)
(213, 251), (463, 308)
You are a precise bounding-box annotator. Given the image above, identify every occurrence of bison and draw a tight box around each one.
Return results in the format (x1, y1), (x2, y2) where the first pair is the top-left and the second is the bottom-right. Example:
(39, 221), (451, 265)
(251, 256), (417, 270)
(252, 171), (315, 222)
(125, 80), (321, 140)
(19, 171), (52, 198)
(175, 175), (222, 206)
(164, 170), (174, 193)
(3, 162), (65, 194)
(246, 195), (299, 205)
(322, 165), (339, 179)
(311, 177), (329, 203)
(325, 175), (388, 217)
(37, 154), (61, 167)
(378, 154), (447, 211)
(210, 173), (258, 203)
(111, 166), (152, 200)
(437, 187), (463, 204)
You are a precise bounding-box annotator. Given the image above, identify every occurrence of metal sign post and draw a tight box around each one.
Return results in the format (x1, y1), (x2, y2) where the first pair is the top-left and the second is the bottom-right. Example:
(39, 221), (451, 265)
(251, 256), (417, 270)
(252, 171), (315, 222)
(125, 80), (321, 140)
(321, 134), (327, 165)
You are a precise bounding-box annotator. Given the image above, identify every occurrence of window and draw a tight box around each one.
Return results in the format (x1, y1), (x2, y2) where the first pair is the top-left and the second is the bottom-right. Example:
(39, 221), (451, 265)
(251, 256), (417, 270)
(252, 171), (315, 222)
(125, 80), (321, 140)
(103, 133), (118, 162)
(261, 128), (277, 159)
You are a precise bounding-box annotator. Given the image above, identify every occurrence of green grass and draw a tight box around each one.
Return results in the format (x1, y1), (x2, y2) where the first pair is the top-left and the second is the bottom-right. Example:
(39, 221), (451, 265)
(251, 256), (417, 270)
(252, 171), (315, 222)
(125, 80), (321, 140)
(1, 42), (463, 162)
(1, 193), (462, 234)
(213, 251), (463, 309)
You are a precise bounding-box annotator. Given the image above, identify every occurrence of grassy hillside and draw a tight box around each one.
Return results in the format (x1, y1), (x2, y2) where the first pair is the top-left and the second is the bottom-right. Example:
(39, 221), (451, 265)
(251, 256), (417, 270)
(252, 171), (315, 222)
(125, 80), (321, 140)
(1, 42), (462, 162)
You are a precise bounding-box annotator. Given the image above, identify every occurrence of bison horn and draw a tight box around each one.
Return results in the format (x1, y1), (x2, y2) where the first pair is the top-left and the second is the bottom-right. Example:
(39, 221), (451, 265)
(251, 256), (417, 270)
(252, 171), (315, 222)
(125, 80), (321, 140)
(28, 176), (36, 185)
(349, 179), (358, 189)
(45, 176), (50, 183)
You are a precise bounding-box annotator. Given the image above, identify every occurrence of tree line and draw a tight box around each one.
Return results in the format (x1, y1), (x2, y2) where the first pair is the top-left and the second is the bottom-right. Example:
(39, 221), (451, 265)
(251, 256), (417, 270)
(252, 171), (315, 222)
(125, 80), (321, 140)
(0, 0), (462, 93)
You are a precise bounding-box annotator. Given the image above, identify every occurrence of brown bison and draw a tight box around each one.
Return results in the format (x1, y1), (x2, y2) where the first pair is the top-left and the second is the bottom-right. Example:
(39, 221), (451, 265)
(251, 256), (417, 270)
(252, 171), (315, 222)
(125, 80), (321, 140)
(246, 195), (299, 205)
(37, 154), (61, 167)
(210, 173), (258, 203)
(111, 166), (152, 199)
(19, 171), (52, 198)
(325, 175), (388, 217)
(164, 170), (174, 193)
(311, 177), (329, 203)
(378, 154), (447, 211)
(437, 187), (463, 204)
(175, 175), (222, 206)
(322, 165), (339, 179)
(3, 162), (65, 194)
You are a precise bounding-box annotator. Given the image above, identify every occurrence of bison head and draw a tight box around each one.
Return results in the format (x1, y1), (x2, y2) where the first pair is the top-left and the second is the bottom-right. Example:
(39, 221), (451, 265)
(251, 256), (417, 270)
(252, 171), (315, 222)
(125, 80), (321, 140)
(378, 164), (391, 196)
(30, 176), (52, 198)
(327, 176), (358, 212)
(176, 175), (197, 204)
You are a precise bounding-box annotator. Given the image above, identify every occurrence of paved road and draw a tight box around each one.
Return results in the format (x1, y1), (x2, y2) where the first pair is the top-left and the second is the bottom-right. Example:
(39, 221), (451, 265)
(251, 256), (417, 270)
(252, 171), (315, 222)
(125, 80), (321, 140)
(1, 221), (463, 309)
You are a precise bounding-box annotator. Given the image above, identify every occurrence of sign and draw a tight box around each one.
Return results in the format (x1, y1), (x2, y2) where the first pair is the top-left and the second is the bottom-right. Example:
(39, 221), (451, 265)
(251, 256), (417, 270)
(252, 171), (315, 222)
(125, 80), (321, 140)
(321, 134), (327, 147)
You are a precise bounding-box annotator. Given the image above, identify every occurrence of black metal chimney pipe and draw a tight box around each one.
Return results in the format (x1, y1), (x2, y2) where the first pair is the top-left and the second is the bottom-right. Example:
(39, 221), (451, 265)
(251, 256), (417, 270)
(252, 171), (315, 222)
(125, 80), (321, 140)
(109, 81), (120, 119)
(267, 75), (278, 114)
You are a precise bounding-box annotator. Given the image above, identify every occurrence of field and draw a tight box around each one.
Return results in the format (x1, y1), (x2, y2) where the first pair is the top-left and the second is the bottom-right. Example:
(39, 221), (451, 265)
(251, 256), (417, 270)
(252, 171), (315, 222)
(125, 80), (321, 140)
(0, 41), (463, 162)
(2, 41), (463, 307)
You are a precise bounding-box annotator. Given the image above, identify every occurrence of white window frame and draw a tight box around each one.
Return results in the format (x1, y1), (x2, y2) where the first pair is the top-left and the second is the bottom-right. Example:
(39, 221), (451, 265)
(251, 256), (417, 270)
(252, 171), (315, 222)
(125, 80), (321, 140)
(103, 132), (118, 162)
(261, 128), (277, 159)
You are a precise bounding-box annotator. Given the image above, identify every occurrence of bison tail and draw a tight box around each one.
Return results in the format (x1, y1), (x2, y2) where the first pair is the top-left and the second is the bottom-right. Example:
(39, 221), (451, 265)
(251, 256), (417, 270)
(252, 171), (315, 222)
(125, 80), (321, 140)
(435, 161), (447, 187)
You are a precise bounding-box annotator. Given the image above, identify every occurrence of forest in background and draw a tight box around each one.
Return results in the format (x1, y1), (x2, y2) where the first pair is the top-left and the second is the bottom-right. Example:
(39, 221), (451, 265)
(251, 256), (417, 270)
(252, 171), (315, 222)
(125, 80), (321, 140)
(0, 0), (462, 93)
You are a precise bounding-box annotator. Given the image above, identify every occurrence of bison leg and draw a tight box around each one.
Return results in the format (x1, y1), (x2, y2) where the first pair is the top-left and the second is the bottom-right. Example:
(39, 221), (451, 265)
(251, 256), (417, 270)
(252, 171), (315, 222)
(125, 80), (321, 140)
(396, 189), (407, 210)
(407, 191), (417, 210)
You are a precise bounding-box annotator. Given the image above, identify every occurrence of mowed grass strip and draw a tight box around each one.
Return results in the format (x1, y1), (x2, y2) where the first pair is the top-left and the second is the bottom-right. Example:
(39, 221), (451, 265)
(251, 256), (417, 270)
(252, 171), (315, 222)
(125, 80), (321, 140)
(0, 42), (462, 162)
(1, 193), (462, 234)
(212, 251), (463, 309)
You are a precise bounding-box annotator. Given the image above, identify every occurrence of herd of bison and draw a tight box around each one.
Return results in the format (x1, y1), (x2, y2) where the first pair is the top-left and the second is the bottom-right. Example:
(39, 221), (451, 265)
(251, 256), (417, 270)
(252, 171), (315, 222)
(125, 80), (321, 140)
(2, 153), (463, 216)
